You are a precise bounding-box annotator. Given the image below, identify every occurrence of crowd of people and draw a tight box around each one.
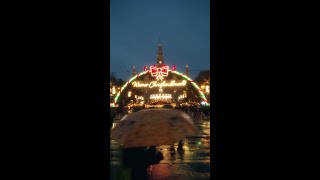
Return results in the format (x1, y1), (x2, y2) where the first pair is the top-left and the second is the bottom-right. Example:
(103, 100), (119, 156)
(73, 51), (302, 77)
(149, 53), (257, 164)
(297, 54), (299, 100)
(175, 106), (210, 120)
(110, 105), (210, 129)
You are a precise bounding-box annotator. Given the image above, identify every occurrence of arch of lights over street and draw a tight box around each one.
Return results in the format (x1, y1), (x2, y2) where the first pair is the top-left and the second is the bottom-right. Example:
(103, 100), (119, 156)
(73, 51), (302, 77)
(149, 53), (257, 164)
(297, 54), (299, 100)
(113, 64), (209, 106)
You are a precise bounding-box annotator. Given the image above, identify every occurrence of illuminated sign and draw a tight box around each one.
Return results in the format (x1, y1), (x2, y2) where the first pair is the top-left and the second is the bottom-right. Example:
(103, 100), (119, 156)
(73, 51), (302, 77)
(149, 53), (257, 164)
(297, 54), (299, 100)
(150, 65), (169, 81)
(172, 65), (176, 71)
(132, 80), (187, 88)
(150, 94), (172, 99)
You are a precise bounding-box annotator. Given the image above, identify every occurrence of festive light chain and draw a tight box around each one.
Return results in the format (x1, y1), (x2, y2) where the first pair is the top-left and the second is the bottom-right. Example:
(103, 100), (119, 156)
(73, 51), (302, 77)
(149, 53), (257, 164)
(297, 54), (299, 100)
(113, 70), (208, 105)
(170, 70), (208, 102)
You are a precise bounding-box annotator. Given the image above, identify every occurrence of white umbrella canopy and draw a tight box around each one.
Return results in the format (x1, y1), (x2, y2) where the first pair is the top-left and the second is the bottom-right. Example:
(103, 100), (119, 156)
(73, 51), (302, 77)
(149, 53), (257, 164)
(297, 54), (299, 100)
(110, 109), (198, 148)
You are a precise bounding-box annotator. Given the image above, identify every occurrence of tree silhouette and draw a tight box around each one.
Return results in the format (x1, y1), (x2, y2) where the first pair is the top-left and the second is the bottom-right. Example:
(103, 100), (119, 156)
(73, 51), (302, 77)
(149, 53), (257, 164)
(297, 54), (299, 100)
(194, 70), (210, 85)
(110, 72), (125, 87)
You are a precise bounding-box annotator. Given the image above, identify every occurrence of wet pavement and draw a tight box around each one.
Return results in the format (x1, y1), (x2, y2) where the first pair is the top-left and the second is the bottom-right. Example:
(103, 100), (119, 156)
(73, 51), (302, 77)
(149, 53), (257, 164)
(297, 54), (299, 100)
(110, 118), (210, 180)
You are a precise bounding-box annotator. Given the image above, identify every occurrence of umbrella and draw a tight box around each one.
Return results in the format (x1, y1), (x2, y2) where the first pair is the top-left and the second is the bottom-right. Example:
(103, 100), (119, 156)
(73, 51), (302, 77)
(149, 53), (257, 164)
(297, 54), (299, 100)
(110, 109), (198, 148)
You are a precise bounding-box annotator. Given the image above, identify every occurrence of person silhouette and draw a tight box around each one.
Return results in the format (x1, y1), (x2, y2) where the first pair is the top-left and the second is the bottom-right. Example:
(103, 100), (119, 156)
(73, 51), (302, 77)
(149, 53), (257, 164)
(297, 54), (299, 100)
(177, 140), (183, 151)
(122, 147), (149, 180)
(122, 146), (163, 180)
(146, 146), (163, 165)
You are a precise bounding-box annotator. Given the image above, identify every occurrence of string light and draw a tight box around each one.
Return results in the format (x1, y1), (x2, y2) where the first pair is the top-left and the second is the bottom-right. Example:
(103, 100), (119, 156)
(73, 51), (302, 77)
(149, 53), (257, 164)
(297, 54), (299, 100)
(113, 69), (208, 104)
(150, 94), (172, 99)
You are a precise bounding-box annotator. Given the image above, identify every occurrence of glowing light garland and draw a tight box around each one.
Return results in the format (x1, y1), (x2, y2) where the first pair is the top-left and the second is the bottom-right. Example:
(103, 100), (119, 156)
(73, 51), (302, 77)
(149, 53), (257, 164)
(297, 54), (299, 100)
(150, 94), (172, 99)
(114, 71), (148, 104)
(114, 70), (209, 106)
(150, 65), (169, 81)
(132, 80), (187, 88)
(170, 70), (209, 105)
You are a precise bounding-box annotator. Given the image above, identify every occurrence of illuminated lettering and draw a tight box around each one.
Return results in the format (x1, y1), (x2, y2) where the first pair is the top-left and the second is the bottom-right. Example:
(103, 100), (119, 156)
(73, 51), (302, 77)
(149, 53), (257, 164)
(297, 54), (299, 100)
(131, 80), (187, 88)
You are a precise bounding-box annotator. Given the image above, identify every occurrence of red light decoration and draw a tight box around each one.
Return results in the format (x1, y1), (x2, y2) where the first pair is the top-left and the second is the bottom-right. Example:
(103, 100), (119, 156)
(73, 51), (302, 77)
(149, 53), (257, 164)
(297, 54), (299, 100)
(150, 65), (169, 81)
(172, 65), (176, 71)
(143, 66), (147, 71)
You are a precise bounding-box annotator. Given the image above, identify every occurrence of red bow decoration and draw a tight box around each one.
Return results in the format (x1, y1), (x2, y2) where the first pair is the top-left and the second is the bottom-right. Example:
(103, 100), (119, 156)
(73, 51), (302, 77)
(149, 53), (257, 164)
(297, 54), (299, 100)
(150, 66), (169, 81)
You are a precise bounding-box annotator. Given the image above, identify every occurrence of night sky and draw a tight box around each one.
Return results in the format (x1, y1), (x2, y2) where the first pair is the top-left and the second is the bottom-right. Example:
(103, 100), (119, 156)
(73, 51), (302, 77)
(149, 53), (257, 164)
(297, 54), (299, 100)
(110, 0), (210, 80)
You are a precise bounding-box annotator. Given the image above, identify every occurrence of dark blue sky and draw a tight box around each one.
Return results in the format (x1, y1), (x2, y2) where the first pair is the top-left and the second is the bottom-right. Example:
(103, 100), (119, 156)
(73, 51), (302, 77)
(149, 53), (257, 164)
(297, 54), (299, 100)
(110, 0), (210, 80)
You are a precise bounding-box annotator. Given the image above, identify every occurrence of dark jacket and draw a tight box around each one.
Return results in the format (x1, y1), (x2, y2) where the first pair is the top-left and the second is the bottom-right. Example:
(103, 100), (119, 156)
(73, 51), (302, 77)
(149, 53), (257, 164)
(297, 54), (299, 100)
(122, 147), (149, 180)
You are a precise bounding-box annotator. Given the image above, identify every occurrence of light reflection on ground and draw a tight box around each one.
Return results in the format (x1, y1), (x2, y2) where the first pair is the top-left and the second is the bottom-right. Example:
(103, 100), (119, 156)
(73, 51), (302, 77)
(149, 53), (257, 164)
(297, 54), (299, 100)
(110, 120), (210, 180)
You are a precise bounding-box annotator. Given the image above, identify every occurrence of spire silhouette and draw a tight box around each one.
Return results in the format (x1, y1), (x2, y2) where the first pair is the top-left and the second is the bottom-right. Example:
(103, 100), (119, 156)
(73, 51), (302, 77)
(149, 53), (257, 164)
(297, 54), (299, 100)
(132, 65), (136, 77)
(185, 64), (189, 77)
(156, 40), (164, 67)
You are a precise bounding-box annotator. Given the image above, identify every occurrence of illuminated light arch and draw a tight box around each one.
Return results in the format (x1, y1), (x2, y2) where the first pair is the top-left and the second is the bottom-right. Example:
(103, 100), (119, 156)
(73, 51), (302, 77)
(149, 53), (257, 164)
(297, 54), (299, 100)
(169, 70), (209, 105)
(114, 71), (149, 104)
(114, 70), (209, 105)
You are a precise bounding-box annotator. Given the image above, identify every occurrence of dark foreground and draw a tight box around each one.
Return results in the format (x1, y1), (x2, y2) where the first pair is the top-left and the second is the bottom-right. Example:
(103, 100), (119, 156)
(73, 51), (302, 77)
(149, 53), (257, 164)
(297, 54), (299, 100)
(110, 120), (210, 180)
